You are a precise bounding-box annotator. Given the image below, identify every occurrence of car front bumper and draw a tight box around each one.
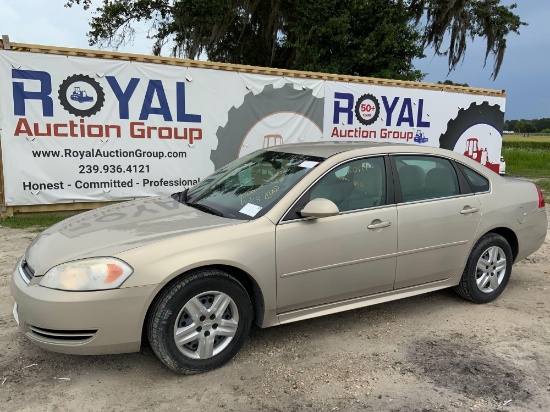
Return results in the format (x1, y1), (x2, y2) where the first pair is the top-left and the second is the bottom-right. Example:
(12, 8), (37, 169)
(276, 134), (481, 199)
(11, 260), (158, 355)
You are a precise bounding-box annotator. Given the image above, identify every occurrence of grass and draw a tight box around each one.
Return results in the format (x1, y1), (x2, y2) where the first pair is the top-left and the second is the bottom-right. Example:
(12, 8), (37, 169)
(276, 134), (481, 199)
(537, 179), (550, 200)
(503, 134), (550, 143)
(501, 136), (550, 199)
(0, 214), (68, 230)
(502, 148), (550, 178)
(502, 141), (550, 151)
(538, 179), (550, 191)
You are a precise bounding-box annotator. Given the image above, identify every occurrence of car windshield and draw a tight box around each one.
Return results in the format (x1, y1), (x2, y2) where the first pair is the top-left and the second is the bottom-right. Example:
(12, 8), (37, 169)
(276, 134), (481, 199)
(174, 151), (325, 220)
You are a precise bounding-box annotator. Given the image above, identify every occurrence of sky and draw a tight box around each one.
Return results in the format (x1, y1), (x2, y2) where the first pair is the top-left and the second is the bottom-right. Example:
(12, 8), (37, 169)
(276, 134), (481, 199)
(0, 0), (548, 120)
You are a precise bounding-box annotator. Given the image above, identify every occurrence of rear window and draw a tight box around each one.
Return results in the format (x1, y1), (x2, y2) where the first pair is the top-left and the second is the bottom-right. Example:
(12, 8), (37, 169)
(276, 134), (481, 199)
(458, 164), (490, 193)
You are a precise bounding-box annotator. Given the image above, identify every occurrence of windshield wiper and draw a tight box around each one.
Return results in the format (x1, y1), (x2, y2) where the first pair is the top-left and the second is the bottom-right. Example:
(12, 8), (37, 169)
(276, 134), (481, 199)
(172, 188), (189, 204)
(186, 202), (224, 217)
(172, 189), (224, 217)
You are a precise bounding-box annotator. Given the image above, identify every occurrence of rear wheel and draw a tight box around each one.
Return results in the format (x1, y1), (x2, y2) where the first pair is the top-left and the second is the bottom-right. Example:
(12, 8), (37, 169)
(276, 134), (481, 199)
(147, 269), (252, 374)
(454, 233), (513, 303)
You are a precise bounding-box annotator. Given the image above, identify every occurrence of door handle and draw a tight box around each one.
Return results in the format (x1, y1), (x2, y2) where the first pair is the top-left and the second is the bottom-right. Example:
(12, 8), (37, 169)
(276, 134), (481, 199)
(367, 220), (391, 229)
(460, 206), (480, 215)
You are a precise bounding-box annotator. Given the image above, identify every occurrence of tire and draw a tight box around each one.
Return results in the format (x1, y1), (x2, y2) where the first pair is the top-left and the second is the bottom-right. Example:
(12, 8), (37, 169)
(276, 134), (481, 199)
(438, 101), (503, 151)
(147, 269), (253, 374)
(454, 233), (513, 303)
(354, 94), (380, 126)
(210, 83), (324, 169)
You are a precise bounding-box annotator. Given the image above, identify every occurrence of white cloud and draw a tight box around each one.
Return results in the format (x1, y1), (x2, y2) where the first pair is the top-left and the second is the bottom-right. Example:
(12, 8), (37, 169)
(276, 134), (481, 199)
(0, 0), (154, 53)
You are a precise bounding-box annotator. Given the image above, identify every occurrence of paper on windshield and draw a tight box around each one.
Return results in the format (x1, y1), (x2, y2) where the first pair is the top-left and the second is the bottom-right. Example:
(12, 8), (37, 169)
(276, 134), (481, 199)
(298, 161), (319, 169)
(239, 203), (263, 217)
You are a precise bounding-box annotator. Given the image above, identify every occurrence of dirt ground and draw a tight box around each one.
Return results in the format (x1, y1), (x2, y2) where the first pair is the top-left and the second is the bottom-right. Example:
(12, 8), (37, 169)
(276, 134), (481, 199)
(1, 212), (549, 412)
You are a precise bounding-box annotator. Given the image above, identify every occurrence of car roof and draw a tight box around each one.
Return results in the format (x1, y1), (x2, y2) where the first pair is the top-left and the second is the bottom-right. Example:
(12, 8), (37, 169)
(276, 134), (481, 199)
(267, 141), (411, 158)
(266, 141), (501, 180)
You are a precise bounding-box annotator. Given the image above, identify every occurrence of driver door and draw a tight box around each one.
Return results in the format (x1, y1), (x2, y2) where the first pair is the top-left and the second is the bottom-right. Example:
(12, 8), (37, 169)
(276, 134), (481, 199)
(275, 156), (397, 313)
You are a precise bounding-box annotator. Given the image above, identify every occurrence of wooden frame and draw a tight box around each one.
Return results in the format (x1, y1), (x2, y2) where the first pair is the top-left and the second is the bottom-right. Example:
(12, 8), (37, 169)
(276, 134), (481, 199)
(0, 137), (5, 216)
(0, 39), (505, 96)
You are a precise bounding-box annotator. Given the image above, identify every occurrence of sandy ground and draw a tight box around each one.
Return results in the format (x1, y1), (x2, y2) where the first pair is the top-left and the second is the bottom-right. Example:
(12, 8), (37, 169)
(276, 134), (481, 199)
(0, 213), (549, 412)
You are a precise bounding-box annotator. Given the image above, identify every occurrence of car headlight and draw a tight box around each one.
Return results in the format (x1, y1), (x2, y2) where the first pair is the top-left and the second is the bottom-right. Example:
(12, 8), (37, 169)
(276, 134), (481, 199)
(39, 257), (133, 291)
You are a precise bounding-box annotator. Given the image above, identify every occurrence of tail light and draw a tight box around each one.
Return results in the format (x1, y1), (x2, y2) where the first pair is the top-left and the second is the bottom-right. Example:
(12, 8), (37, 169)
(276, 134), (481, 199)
(536, 185), (545, 208)
(500, 156), (505, 163)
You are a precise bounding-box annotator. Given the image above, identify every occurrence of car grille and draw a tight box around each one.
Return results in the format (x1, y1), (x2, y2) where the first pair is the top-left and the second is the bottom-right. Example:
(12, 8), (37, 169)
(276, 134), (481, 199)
(19, 259), (35, 284)
(28, 326), (98, 343)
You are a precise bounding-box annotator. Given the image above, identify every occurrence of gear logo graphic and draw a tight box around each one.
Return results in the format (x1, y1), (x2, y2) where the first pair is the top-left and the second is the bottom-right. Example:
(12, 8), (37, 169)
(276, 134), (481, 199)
(439, 102), (504, 174)
(211, 84), (324, 169)
(354, 94), (380, 126)
(439, 102), (503, 150)
(58, 74), (105, 117)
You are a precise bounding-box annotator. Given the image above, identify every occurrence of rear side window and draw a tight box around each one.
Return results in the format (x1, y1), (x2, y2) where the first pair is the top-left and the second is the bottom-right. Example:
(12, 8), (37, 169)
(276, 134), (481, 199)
(458, 164), (490, 193)
(394, 155), (460, 202)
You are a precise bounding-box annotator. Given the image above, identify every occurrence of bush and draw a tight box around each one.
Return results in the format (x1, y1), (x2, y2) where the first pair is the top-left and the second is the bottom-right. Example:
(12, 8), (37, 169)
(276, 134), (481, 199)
(502, 141), (550, 150)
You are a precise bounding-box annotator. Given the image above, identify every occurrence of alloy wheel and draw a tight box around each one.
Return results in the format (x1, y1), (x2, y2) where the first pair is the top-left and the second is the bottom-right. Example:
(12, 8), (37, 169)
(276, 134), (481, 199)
(173, 291), (239, 359)
(475, 246), (507, 293)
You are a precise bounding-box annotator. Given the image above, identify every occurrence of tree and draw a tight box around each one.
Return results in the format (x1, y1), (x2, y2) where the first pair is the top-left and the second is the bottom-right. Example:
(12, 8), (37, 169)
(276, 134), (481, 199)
(521, 121), (537, 133)
(513, 120), (536, 134)
(534, 118), (550, 131)
(66, 0), (525, 81)
(507, 118), (550, 132)
(409, 1), (526, 79)
(437, 80), (470, 87)
(513, 121), (525, 133)
(282, 0), (424, 80)
(504, 119), (517, 131)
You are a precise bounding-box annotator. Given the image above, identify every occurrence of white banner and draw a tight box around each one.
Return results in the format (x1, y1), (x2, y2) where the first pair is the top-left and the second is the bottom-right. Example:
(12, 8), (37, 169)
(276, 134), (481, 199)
(0, 50), (505, 206)
(323, 82), (506, 173)
(0, 51), (324, 205)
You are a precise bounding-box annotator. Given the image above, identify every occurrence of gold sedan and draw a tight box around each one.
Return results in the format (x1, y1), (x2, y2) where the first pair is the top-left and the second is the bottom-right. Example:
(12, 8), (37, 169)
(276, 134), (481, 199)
(11, 142), (547, 373)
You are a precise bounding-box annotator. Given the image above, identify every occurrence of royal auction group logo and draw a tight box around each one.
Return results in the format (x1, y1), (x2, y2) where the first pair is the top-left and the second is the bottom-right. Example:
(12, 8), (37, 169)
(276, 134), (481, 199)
(354, 94), (380, 126)
(58, 74), (105, 117)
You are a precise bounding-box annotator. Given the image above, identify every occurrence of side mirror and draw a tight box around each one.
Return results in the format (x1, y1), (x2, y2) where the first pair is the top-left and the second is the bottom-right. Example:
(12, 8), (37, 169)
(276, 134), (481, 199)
(299, 198), (339, 219)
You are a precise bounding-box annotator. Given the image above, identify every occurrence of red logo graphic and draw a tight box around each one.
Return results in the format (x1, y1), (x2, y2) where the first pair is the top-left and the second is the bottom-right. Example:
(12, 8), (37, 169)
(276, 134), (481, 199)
(463, 138), (499, 173)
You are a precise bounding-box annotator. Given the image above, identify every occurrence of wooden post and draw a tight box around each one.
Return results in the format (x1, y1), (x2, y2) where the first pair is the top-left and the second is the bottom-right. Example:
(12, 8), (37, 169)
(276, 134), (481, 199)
(0, 134), (7, 217)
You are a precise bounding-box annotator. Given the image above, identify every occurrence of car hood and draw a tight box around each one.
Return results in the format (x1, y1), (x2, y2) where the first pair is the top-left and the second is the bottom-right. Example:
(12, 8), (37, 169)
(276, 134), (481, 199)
(25, 196), (245, 276)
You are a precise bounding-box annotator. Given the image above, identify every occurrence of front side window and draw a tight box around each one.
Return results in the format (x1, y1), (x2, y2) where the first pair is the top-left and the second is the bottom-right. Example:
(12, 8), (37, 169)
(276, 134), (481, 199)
(178, 151), (324, 220)
(306, 156), (387, 213)
(394, 155), (460, 202)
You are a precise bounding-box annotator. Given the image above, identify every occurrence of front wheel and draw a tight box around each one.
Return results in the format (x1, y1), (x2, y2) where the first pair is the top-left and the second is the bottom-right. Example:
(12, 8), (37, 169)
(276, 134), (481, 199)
(454, 233), (513, 303)
(147, 269), (252, 374)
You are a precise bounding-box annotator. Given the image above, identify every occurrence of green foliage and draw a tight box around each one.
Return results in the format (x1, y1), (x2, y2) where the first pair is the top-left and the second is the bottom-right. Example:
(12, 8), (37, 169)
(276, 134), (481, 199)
(510, 120), (537, 133)
(501, 141), (550, 199)
(502, 141), (550, 151)
(437, 80), (470, 87)
(537, 179), (550, 200)
(409, 0), (526, 79)
(66, 0), (524, 80)
(505, 118), (550, 133)
(513, 120), (525, 133)
(284, 0), (424, 80)
(502, 140), (550, 179)
(0, 214), (68, 229)
(522, 121), (537, 133)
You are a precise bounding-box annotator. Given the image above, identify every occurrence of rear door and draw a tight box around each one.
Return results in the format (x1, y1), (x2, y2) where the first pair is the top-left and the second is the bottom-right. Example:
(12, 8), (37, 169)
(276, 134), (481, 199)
(392, 155), (482, 289)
